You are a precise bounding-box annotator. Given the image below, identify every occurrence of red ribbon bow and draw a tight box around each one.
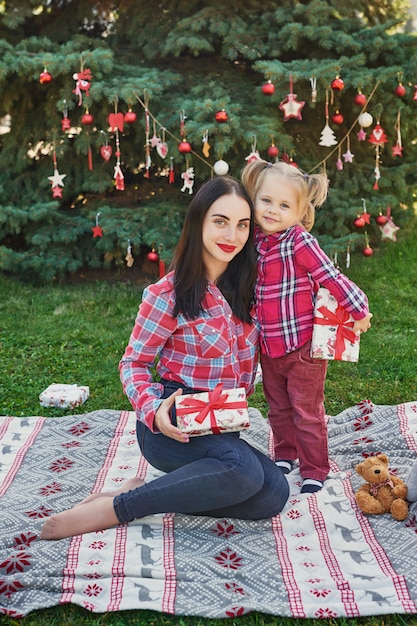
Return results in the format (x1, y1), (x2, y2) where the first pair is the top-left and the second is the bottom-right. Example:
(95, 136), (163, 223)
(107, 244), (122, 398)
(369, 477), (394, 496)
(176, 384), (247, 435)
(314, 305), (358, 359)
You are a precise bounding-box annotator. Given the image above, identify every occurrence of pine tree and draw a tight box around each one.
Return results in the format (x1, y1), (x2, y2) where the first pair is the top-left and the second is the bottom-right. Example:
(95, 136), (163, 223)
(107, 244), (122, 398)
(0, 0), (416, 281)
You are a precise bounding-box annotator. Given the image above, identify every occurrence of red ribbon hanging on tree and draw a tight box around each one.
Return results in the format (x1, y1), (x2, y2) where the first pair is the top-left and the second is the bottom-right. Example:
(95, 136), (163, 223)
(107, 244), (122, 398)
(169, 157), (175, 184)
(313, 305), (358, 359)
(175, 384), (247, 435)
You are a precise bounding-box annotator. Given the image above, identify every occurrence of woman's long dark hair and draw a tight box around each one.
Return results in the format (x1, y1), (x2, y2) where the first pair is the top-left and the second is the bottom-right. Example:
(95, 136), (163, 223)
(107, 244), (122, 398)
(171, 176), (256, 323)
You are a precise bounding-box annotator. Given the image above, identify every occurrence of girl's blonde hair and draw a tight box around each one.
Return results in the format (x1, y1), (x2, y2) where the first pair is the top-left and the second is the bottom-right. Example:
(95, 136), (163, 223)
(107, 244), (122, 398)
(241, 160), (328, 231)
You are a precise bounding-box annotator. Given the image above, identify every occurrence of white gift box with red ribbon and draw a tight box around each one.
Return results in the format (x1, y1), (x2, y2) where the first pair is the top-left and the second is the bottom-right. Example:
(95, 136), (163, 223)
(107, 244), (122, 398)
(310, 287), (360, 362)
(175, 384), (249, 436)
(39, 383), (90, 409)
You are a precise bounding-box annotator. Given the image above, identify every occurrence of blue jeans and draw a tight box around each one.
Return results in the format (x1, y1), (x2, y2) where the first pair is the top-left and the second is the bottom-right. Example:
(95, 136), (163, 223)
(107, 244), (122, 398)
(113, 381), (289, 523)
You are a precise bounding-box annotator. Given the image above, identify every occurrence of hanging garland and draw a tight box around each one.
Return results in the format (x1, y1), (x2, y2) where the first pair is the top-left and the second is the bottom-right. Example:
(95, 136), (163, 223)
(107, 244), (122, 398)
(39, 59), (410, 269)
(132, 91), (214, 176)
(309, 81), (381, 173)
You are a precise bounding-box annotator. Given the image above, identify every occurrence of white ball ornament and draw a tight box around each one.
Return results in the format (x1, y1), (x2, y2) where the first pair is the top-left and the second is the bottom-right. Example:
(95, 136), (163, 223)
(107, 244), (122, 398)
(358, 112), (373, 128)
(213, 159), (229, 176)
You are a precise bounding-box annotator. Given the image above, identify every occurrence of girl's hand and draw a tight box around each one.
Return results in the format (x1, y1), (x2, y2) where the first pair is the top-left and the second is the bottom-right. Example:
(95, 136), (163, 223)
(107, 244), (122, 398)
(154, 389), (190, 443)
(353, 312), (373, 334)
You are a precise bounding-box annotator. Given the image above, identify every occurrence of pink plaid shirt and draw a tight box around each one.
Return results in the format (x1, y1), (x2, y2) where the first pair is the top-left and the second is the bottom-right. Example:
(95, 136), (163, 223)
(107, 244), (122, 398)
(119, 271), (259, 430)
(255, 225), (369, 358)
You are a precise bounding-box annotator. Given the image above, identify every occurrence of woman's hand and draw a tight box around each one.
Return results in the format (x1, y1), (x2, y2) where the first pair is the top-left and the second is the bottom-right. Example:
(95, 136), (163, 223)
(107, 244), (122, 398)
(154, 389), (190, 443)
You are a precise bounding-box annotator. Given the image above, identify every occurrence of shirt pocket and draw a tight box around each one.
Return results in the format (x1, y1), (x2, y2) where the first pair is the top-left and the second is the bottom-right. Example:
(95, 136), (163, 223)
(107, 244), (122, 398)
(237, 320), (259, 354)
(195, 320), (231, 358)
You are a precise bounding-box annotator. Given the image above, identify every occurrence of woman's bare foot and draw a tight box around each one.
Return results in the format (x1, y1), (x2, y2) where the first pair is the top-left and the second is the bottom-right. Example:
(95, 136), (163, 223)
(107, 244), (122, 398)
(75, 476), (145, 507)
(41, 495), (120, 540)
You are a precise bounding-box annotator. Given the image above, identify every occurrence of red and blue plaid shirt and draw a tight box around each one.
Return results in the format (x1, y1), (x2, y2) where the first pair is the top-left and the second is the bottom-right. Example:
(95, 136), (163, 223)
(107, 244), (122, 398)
(119, 271), (259, 430)
(255, 224), (369, 358)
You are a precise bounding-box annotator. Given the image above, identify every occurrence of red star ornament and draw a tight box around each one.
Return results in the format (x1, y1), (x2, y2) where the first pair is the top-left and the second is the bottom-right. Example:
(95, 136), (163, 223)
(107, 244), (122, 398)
(392, 143), (403, 156)
(357, 128), (367, 141)
(61, 117), (71, 131)
(51, 186), (63, 198)
(279, 93), (305, 121)
(368, 123), (388, 146)
(359, 210), (371, 225)
(92, 225), (103, 238)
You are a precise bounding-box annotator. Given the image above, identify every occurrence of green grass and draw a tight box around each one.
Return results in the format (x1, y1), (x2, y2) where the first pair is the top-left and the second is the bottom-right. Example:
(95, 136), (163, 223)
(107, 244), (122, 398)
(1, 218), (417, 625)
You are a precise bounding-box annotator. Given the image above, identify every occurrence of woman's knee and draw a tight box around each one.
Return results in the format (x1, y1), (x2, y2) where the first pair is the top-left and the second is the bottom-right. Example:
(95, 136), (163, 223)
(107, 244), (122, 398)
(211, 437), (264, 471)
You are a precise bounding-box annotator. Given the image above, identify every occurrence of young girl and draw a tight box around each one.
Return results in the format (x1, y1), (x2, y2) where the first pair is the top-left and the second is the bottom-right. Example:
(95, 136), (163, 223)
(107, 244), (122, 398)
(242, 160), (373, 494)
(41, 176), (289, 540)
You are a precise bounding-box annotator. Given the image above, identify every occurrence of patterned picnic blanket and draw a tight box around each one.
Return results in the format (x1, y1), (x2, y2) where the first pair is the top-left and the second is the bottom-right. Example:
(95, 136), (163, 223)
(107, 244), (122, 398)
(1, 401), (417, 619)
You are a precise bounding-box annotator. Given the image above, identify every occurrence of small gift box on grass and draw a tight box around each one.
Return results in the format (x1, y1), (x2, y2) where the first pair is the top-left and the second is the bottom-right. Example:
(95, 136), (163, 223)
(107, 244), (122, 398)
(310, 287), (360, 362)
(175, 384), (249, 436)
(39, 383), (90, 409)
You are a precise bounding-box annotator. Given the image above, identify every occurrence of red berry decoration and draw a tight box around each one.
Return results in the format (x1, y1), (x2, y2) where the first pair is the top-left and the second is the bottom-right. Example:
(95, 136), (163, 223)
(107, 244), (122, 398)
(332, 111), (344, 125)
(376, 213), (388, 226)
(394, 84), (406, 97)
(363, 245), (374, 257)
(262, 80), (275, 95)
(215, 109), (229, 123)
(354, 92), (367, 106)
(39, 70), (52, 84)
(81, 111), (94, 125)
(354, 216), (365, 228)
(147, 250), (159, 263)
(268, 144), (279, 158)
(331, 76), (344, 91)
(124, 109), (137, 123)
(178, 140), (192, 154)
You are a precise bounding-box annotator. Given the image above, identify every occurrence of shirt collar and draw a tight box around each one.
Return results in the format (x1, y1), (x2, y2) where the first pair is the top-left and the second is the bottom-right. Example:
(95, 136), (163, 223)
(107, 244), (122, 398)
(255, 224), (294, 244)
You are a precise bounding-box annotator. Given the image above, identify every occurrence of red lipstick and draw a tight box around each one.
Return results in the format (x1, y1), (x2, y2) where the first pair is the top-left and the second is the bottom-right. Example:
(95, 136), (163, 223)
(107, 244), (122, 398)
(217, 244), (236, 253)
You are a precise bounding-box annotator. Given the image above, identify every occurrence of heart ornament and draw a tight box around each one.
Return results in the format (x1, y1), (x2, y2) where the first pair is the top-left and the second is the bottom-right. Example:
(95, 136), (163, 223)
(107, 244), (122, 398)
(100, 145), (113, 161)
(108, 112), (124, 133)
(157, 142), (168, 159)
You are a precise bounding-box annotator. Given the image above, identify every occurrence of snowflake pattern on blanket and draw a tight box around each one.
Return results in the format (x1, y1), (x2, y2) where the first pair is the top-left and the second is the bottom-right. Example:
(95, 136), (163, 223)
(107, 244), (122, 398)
(0, 403), (417, 619)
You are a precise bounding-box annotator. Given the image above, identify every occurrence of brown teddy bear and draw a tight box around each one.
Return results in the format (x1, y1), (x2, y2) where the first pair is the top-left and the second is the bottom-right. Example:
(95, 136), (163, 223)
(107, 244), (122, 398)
(355, 454), (409, 521)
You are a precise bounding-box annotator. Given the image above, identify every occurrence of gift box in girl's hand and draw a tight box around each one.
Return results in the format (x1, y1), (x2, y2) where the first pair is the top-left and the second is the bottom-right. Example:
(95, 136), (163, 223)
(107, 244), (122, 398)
(310, 287), (360, 362)
(175, 385), (249, 436)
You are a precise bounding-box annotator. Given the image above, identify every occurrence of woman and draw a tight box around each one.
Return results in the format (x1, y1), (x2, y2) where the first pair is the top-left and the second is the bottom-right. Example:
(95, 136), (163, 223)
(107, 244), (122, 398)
(41, 176), (289, 540)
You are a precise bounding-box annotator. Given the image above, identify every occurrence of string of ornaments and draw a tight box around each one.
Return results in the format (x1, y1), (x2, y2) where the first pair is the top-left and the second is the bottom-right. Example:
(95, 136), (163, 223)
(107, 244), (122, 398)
(265, 74), (405, 257)
(40, 63), (412, 264)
